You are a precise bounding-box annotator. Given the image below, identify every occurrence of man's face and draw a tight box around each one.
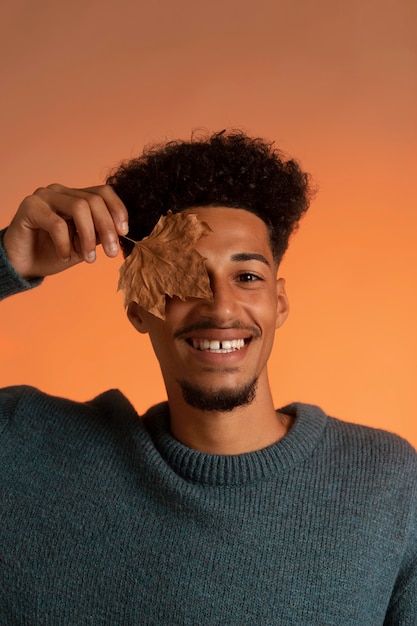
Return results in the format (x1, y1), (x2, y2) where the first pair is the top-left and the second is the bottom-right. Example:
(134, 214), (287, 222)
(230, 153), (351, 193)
(128, 206), (288, 411)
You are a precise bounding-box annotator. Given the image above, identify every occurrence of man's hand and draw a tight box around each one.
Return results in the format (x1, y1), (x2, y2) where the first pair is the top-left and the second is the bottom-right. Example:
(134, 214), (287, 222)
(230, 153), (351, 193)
(2, 184), (129, 279)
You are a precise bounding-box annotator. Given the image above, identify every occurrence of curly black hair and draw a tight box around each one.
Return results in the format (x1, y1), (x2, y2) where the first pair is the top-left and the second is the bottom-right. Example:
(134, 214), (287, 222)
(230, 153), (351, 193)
(106, 130), (313, 263)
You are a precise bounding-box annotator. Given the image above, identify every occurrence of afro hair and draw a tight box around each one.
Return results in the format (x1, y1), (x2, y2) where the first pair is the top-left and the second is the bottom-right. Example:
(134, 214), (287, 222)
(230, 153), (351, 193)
(107, 129), (313, 263)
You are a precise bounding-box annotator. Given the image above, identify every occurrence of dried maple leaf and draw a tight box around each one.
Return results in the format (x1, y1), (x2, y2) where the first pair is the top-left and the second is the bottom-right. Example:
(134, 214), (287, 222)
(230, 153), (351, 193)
(118, 211), (214, 320)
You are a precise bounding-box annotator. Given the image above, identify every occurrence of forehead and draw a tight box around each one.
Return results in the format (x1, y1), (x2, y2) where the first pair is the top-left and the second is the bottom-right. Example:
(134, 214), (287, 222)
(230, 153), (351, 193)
(187, 206), (273, 260)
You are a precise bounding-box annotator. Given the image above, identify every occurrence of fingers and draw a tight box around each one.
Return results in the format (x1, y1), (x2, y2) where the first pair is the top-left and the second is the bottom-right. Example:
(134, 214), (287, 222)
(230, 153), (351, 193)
(3, 183), (129, 280)
(19, 194), (78, 262)
(39, 184), (129, 262)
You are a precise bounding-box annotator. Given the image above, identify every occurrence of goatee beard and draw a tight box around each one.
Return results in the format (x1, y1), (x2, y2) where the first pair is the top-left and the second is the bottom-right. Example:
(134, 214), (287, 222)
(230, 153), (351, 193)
(178, 377), (258, 412)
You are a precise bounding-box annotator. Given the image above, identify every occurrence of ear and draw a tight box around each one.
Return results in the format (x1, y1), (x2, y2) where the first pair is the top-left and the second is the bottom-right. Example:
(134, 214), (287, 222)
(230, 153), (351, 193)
(127, 301), (149, 334)
(275, 278), (289, 329)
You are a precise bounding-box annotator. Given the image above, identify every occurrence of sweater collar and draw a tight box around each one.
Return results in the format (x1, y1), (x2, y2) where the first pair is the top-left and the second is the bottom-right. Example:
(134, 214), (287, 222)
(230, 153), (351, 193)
(142, 402), (328, 487)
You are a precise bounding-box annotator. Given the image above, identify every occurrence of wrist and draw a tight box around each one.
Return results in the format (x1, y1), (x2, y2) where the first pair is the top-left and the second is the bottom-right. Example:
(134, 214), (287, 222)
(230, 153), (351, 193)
(0, 228), (43, 296)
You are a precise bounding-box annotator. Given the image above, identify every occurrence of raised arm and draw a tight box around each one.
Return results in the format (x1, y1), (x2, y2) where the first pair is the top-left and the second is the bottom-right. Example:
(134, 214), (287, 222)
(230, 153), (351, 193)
(2, 184), (128, 280)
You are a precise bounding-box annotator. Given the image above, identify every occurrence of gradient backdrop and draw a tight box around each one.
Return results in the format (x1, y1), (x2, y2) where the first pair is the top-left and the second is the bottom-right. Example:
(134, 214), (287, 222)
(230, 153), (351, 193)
(1, 0), (416, 447)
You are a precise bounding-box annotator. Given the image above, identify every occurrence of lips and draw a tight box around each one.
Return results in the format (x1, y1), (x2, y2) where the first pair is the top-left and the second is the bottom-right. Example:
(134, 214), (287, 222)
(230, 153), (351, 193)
(190, 338), (247, 353)
(177, 323), (259, 360)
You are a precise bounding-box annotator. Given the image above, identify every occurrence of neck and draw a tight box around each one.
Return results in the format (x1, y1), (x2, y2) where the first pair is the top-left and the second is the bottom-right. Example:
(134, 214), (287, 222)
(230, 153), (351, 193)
(167, 376), (291, 455)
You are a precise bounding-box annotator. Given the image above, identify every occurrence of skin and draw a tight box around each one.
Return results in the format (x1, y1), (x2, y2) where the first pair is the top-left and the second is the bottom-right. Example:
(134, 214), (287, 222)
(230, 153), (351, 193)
(4, 189), (291, 455)
(128, 207), (291, 454)
(3, 184), (128, 279)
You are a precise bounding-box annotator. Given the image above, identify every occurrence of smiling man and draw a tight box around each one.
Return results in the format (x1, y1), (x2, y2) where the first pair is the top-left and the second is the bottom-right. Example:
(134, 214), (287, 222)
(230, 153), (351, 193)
(128, 206), (291, 454)
(1, 130), (416, 624)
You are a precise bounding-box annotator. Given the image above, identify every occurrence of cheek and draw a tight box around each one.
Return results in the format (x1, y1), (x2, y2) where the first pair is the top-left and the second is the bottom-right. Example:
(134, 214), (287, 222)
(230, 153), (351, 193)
(251, 293), (279, 325)
(164, 297), (202, 329)
(165, 295), (191, 314)
(146, 305), (187, 363)
(144, 315), (172, 359)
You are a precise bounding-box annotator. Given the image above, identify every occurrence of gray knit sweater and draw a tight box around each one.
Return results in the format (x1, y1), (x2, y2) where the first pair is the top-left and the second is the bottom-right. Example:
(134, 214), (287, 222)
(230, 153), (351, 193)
(1, 235), (416, 624)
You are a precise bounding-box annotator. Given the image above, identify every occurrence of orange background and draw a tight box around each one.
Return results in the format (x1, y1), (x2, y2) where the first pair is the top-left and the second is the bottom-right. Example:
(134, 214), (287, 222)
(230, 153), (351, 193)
(1, 0), (416, 447)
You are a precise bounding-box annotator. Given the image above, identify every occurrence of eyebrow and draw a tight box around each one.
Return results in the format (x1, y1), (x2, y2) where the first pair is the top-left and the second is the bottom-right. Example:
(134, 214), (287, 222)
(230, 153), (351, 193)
(230, 252), (271, 267)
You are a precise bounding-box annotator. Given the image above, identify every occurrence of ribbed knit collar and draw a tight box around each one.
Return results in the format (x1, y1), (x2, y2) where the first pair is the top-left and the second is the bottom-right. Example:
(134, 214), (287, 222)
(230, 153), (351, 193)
(143, 402), (328, 487)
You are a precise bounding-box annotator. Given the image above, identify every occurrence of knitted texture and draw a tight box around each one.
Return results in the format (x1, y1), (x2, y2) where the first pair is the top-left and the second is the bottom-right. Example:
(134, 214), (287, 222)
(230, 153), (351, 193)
(1, 234), (416, 624)
(0, 229), (43, 296)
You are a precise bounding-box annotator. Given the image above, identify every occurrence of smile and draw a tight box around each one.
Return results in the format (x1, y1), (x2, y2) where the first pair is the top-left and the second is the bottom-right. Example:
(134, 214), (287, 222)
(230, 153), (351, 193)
(189, 338), (247, 353)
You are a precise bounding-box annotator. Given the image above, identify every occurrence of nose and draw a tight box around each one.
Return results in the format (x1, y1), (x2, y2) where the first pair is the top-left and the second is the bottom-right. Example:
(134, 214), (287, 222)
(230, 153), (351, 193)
(198, 273), (240, 322)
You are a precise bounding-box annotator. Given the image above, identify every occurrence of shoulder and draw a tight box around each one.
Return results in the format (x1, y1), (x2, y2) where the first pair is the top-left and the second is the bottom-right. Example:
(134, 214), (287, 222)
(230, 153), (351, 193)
(284, 402), (417, 485)
(325, 412), (417, 470)
(0, 384), (141, 442)
(327, 412), (417, 504)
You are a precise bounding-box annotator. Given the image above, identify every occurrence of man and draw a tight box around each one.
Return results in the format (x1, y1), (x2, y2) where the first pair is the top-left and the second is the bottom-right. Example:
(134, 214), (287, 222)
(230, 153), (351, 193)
(1, 131), (416, 624)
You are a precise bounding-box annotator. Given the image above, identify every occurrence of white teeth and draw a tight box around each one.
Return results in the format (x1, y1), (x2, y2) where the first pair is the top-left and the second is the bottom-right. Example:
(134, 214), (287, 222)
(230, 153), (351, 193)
(191, 338), (246, 353)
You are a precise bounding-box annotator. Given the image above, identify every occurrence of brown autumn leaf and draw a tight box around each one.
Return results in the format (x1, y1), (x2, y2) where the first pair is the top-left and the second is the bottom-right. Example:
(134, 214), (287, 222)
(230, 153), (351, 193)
(118, 211), (214, 320)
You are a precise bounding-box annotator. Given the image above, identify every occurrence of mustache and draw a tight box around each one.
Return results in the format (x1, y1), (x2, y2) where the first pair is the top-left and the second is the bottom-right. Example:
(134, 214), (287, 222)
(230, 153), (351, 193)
(174, 319), (261, 340)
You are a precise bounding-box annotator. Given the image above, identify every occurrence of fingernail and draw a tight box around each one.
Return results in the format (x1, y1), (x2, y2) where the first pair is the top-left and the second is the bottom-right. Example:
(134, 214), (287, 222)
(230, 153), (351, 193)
(120, 221), (129, 234)
(62, 257), (71, 263)
(86, 251), (96, 262)
(106, 242), (118, 256)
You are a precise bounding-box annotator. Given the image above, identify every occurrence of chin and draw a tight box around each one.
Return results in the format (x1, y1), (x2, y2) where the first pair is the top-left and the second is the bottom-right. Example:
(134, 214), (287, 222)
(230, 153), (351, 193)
(177, 378), (258, 413)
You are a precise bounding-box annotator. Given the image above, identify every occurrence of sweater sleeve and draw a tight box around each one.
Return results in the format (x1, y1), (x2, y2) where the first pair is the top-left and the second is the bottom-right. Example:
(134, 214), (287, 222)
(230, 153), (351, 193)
(385, 555), (417, 625)
(0, 228), (43, 299)
(384, 470), (417, 625)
